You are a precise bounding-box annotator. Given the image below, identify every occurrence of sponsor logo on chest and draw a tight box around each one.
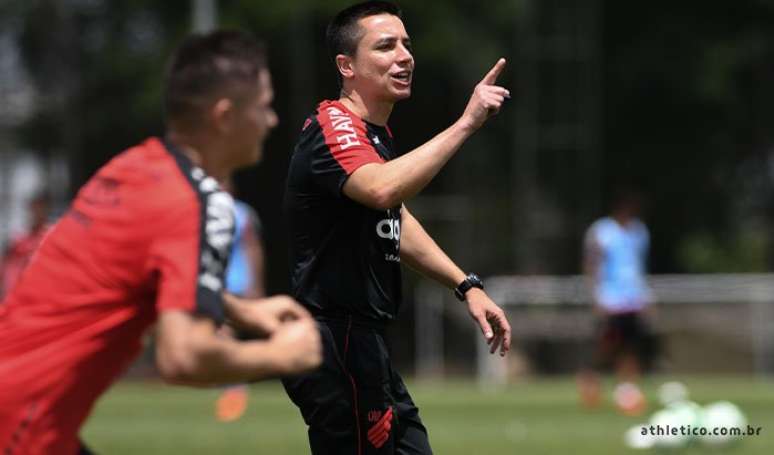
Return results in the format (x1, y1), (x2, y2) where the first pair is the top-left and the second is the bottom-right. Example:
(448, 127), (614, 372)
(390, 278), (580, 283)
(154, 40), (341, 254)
(376, 208), (401, 262)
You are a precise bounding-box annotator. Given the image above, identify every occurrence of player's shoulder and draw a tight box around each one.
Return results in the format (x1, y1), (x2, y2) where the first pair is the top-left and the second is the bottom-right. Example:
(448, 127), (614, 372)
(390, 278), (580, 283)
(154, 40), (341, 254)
(294, 100), (348, 148)
(588, 217), (614, 233)
(314, 99), (369, 137)
(587, 217), (617, 243)
(97, 137), (180, 182)
(293, 103), (326, 147)
(629, 218), (649, 237)
(98, 137), (200, 210)
(630, 217), (647, 228)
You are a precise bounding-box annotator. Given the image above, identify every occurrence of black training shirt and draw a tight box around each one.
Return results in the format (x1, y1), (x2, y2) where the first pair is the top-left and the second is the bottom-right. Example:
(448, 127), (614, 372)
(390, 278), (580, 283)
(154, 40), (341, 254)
(285, 100), (402, 322)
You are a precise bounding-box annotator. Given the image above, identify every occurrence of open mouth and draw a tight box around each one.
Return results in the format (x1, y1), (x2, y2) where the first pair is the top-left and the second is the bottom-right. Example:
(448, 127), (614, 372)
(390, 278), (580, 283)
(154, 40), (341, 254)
(390, 70), (412, 85)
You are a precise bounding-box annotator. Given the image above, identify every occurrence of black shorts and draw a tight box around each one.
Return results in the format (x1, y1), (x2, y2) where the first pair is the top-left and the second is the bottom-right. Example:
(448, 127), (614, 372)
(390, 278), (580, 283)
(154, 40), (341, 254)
(593, 312), (658, 371)
(282, 317), (432, 455)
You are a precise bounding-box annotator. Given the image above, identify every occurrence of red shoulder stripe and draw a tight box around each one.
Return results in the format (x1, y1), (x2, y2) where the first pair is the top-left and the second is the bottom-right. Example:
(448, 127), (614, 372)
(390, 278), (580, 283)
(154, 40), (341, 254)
(315, 100), (384, 174)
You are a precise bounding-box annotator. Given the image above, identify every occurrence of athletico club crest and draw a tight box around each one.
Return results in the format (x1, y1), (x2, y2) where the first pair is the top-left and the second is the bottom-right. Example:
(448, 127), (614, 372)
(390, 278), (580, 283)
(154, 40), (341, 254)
(367, 406), (393, 449)
(368, 410), (383, 423)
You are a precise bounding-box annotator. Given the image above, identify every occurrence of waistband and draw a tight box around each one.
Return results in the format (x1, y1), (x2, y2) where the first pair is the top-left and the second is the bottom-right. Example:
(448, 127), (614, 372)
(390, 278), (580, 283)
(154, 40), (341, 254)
(309, 308), (389, 332)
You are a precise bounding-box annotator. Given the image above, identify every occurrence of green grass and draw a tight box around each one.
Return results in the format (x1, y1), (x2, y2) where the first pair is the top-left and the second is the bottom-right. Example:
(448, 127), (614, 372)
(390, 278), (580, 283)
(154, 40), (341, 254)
(82, 375), (774, 454)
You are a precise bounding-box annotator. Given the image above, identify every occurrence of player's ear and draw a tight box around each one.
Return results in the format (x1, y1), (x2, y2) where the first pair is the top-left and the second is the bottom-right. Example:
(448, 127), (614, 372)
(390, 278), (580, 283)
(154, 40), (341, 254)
(335, 54), (355, 80)
(210, 97), (235, 133)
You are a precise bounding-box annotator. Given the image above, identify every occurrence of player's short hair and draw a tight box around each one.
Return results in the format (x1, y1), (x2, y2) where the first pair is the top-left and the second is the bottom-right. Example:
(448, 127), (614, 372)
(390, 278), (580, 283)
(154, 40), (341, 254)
(326, 1), (402, 83)
(164, 29), (266, 129)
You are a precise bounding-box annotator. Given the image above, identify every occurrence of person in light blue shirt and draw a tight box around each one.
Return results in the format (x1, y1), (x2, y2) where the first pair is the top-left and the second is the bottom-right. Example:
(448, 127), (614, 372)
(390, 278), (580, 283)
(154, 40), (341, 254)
(216, 180), (266, 422)
(225, 199), (265, 299)
(586, 214), (652, 314)
(577, 189), (657, 415)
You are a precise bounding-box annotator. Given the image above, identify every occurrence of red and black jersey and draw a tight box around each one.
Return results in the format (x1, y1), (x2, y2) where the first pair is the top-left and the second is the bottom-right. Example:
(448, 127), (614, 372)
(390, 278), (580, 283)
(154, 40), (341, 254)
(0, 137), (234, 454)
(285, 100), (402, 323)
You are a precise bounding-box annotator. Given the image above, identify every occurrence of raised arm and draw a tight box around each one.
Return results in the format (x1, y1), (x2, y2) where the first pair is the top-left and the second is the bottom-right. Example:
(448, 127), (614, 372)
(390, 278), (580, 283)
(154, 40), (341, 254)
(399, 206), (511, 356)
(343, 59), (510, 210)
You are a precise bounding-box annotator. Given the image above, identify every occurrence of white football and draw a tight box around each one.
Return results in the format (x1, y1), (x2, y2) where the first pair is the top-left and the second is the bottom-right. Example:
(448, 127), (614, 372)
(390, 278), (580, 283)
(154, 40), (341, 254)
(658, 381), (689, 406)
(623, 424), (656, 450)
(699, 401), (747, 447)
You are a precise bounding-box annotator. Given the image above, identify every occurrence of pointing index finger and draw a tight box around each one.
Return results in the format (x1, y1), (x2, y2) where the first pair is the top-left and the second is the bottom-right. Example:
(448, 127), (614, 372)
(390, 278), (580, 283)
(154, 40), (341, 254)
(481, 58), (506, 85)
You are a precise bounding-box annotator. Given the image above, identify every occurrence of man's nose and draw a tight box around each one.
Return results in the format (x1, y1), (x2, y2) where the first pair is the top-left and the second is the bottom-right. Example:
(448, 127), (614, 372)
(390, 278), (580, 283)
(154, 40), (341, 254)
(396, 43), (413, 64)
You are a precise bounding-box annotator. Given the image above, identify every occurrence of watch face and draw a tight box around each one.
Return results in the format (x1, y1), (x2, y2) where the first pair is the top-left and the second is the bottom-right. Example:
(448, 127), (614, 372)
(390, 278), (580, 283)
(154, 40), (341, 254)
(468, 273), (483, 288)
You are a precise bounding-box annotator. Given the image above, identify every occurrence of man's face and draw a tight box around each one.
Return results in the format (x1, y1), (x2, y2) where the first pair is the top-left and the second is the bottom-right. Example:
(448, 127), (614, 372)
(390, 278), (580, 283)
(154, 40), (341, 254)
(349, 13), (414, 102)
(229, 69), (278, 167)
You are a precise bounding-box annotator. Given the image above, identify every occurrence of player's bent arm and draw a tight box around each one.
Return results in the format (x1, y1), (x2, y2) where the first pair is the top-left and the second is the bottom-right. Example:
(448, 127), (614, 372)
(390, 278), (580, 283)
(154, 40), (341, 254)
(343, 123), (474, 210)
(398, 206), (466, 288)
(222, 293), (312, 337)
(155, 310), (321, 386)
(343, 59), (510, 210)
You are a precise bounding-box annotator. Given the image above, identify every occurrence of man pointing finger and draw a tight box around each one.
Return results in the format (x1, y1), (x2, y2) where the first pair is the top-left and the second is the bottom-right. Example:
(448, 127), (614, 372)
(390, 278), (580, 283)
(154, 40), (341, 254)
(283, 2), (512, 453)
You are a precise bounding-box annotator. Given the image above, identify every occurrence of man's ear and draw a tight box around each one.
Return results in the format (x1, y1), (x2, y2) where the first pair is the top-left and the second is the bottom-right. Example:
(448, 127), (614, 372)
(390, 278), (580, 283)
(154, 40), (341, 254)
(209, 97), (235, 133)
(335, 54), (355, 81)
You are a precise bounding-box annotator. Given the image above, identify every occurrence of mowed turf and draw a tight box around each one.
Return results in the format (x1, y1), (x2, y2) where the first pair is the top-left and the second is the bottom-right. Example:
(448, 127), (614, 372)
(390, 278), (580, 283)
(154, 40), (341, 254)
(82, 376), (774, 454)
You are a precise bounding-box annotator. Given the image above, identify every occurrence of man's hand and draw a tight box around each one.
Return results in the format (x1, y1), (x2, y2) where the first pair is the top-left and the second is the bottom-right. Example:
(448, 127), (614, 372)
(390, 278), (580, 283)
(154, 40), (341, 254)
(269, 317), (323, 375)
(458, 58), (510, 133)
(155, 309), (321, 385)
(225, 294), (311, 337)
(465, 288), (512, 356)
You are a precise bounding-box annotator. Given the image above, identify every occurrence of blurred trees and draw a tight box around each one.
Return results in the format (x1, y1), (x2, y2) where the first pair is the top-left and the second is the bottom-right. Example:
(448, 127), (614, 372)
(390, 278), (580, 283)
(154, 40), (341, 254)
(6, 0), (774, 287)
(602, 0), (774, 273)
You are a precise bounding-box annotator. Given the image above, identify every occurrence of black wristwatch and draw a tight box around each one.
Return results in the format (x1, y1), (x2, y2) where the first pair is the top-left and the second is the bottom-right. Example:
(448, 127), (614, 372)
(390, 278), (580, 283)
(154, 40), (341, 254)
(454, 273), (484, 301)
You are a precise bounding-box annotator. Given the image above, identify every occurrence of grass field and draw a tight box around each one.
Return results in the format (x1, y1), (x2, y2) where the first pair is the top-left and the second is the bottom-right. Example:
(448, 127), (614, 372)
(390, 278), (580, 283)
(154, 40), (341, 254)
(82, 375), (774, 454)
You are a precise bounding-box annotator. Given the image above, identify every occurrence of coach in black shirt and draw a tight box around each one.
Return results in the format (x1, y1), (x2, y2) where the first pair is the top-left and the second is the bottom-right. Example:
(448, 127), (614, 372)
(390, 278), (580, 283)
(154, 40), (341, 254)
(283, 2), (512, 454)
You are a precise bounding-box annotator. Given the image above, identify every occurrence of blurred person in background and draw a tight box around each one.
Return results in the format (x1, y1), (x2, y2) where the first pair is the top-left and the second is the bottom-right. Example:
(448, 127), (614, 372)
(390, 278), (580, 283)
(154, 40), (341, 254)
(283, 2), (511, 453)
(0, 30), (321, 454)
(214, 177), (266, 422)
(577, 188), (657, 416)
(0, 191), (53, 301)
(223, 178), (266, 302)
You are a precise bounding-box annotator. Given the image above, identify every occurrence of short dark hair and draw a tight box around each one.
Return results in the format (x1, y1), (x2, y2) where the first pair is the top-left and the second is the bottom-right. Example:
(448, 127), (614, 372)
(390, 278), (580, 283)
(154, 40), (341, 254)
(326, 1), (402, 64)
(610, 186), (644, 214)
(163, 29), (266, 128)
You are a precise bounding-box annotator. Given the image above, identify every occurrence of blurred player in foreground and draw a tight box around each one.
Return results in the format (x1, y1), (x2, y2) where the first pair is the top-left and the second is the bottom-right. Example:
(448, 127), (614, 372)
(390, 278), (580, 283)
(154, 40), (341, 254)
(283, 2), (512, 453)
(0, 192), (53, 300)
(0, 30), (321, 454)
(215, 178), (266, 422)
(578, 189), (656, 415)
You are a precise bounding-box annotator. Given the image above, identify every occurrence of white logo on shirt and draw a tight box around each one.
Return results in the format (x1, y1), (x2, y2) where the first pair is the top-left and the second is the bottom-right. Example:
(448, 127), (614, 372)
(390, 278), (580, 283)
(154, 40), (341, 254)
(190, 166), (235, 293)
(376, 218), (401, 241)
(327, 107), (361, 150)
